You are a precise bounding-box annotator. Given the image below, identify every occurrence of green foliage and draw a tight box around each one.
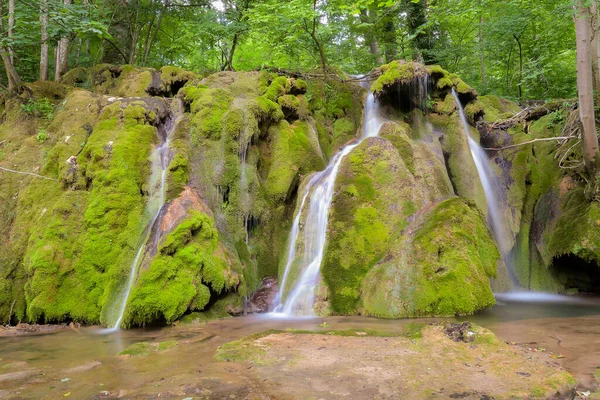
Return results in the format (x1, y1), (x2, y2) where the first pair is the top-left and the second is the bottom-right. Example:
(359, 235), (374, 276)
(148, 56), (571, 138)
(35, 129), (48, 143)
(21, 98), (54, 120)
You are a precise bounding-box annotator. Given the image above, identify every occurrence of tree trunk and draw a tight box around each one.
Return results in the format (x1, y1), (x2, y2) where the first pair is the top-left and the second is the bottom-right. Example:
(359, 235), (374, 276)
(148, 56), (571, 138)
(591, 1), (600, 94)
(224, 32), (239, 71)
(381, 14), (398, 63)
(574, 0), (600, 169)
(8, 0), (15, 63)
(40, 0), (49, 80)
(359, 9), (383, 65)
(513, 34), (523, 99)
(479, 8), (486, 86)
(54, 0), (72, 80)
(404, 0), (429, 62)
(0, 47), (20, 91)
(143, 0), (168, 64)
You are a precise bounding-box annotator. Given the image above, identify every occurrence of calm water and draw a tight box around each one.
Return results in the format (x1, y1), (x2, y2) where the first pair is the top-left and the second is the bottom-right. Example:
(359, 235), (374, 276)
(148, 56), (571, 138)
(1, 294), (599, 398)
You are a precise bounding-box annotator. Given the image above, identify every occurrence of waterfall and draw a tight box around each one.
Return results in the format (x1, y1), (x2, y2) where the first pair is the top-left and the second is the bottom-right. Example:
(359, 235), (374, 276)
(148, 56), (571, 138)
(451, 89), (517, 286)
(240, 126), (250, 244)
(111, 99), (183, 330)
(273, 91), (385, 316)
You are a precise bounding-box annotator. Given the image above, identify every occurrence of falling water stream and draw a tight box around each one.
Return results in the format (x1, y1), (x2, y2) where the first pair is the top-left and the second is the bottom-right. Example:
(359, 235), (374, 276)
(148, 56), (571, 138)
(111, 99), (183, 330)
(451, 89), (517, 286)
(274, 91), (385, 316)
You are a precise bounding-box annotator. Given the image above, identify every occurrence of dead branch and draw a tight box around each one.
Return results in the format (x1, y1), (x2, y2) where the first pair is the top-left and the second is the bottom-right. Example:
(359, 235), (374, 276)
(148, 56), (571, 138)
(483, 136), (576, 151)
(258, 66), (379, 83)
(0, 166), (57, 181)
(483, 100), (576, 132)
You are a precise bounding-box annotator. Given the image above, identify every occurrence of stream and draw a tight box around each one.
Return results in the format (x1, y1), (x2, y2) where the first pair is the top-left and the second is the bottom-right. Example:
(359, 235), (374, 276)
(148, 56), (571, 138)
(1, 294), (599, 398)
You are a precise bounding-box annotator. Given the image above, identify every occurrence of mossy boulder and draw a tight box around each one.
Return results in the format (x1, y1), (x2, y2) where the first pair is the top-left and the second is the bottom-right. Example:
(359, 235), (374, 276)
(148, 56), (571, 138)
(361, 198), (498, 317)
(124, 210), (241, 326)
(314, 130), (456, 315)
(479, 95), (521, 123)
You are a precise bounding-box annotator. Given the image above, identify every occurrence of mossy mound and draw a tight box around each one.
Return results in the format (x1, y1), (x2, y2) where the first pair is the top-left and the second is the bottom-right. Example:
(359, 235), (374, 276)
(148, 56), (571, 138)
(361, 198), (498, 318)
(479, 95), (521, 123)
(124, 210), (241, 326)
(371, 61), (480, 119)
(60, 65), (196, 98)
(319, 137), (418, 314)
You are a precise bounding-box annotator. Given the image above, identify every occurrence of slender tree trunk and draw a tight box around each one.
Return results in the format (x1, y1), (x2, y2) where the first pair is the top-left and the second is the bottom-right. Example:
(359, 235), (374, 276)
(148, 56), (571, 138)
(40, 0), (49, 80)
(574, 0), (600, 168)
(0, 47), (20, 90)
(224, 32), (239, 71)
(54, 0), (72, 80)
(143, 0), (168, 64)
(141, 10), (156, 63)
(359, 9), (383, 65)
(382, 14), (398, 63)
(8, 0), (15, 63)
(1, 0), (20, 90)
(513, 34), (523, 99)
(591, 1), (600, 94)
(479, 9), (486, 86)
(506, 46), (512, 91)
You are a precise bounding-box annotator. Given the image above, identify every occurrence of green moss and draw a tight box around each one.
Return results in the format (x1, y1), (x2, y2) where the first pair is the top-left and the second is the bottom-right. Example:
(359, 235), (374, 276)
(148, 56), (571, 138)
(379, 121), (415, 173)
(159, 66), (196, 96)
(277, 94), (300, 117)
(450, 74), (477, 98)
(433, 114), (487, 214)
(321, 138), (415, 314)
(157, 340), (178, 351)
(464, 100), (484, 121)
(479, 95), (521, 123)
(20, 96), (163, 325)
(124, 211), (240, 326)
(254, 96), (284, 122)
(372, 61), (427, 94)
(263, 76), (290, 102)
(333, 117), (355, 142)
(119, 342), (153, 356)
(362, 198), (498, 318)
(265, 120), (325, 201)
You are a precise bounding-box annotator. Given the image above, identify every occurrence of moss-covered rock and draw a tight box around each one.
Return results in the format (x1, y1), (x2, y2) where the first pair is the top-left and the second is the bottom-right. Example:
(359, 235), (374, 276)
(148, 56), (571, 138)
(431, 113), (487, 214)
(479, 95), (521, 123)
(361, 198), (498, 317)
(124, 210), (241, 326)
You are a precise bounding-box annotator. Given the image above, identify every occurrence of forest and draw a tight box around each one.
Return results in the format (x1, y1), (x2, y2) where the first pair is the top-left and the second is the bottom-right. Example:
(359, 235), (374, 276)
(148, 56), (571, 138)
(0, 0), (578, 100)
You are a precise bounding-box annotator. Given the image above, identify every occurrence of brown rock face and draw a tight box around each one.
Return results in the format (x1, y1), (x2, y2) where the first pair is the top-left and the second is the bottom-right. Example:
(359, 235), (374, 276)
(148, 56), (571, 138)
(248, 277), (278, 313)
(160, 186), (211, 237)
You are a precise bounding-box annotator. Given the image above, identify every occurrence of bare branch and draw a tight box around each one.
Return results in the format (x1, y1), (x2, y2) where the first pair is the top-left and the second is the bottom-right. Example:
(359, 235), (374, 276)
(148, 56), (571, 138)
(0, 166), (57, 181)
(483, 136), (576, 151)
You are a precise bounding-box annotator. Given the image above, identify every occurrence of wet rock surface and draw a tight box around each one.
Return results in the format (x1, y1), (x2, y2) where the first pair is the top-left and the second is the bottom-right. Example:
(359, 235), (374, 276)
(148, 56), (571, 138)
(247, 277), (278, 313)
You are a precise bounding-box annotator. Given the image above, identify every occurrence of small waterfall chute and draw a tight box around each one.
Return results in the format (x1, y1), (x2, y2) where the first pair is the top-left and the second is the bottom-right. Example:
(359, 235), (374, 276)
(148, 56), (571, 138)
(273, 89), (385, 316)
(110, 99), (183, 330)
(451, 89), (518, 288)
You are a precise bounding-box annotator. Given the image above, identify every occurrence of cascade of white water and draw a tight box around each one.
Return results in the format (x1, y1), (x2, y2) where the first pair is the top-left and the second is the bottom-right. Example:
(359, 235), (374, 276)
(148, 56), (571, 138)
(240, 124), (250, 244)
(111, 99), (183, 329)
(451, 89), (516, 285)
(273, 90), (385, 316)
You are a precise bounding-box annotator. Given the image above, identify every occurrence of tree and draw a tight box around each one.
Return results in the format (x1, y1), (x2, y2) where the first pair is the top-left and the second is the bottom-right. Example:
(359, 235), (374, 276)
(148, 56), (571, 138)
(574, 0), (599, 168)
(40, 0), (49, 80)
(0, 0), (20, 90)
